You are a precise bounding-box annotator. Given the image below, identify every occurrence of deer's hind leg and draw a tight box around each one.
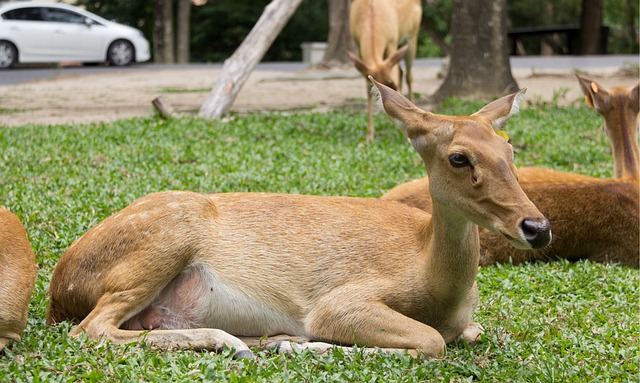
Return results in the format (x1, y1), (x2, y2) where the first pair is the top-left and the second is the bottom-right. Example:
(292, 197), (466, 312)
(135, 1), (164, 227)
(404, 36), (418, 102)
(76, 299), (253, 358)
(61, 192), (253, 358)
(70, 259), (254, 359)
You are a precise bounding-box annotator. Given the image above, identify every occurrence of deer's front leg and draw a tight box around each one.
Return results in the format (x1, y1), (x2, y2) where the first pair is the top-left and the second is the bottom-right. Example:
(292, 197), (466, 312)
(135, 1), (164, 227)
(303, 289), (446, 358)
(460, 322), (484, 344)
(366, 80), (375, 142)
(439, 281), (484, 344)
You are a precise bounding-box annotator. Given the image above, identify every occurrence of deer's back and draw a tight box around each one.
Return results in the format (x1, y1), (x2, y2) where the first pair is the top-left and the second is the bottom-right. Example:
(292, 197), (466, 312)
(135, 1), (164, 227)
(48, 191), (435, 325)
(482, 179), (639, 266)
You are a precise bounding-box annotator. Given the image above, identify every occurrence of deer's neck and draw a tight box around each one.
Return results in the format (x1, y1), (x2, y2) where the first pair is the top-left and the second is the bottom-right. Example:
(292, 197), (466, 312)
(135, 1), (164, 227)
(424, 200), (480, 295)
(606, 117), (639, 181)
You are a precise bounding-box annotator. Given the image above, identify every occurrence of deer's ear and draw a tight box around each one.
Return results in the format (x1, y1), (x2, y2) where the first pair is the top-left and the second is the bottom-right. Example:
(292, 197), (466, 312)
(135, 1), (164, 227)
(384, 44), (410, 67)
(370, 76), (432, 139)
(472, 88), (527, 130)
(576, 74), (595, 107)
(347, 51), (370, 75)
(576, 73), (609, 111)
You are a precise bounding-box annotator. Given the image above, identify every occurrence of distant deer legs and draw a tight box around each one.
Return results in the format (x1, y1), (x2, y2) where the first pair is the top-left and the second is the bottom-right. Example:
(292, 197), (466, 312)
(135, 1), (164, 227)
(366, 81), (375, 142)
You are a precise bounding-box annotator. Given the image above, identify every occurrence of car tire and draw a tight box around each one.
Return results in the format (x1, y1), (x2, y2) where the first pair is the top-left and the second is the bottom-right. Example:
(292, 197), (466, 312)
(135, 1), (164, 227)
(107, 39), (134, 66)
(0, 41), (17, 69)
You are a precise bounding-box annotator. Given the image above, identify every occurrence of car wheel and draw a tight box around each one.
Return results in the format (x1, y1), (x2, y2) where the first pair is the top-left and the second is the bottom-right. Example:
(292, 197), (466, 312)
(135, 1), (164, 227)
(107, 40), (134, 66)
(0, 41), (17, 69)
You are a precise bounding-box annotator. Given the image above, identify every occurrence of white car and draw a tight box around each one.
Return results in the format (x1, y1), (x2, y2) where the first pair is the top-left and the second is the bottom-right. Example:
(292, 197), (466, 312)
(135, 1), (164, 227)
(0, 2), (151, 68)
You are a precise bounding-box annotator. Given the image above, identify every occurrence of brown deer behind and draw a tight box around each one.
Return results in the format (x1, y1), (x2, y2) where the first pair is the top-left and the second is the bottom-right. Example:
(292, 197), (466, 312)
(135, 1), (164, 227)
(0, 206), (36, 351)
(382, 75), (639, 267)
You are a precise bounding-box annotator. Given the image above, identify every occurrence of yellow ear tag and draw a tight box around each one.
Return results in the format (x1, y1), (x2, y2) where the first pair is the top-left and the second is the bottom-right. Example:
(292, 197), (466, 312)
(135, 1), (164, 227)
(591, 82), (598, 93)
(496, 130), (509, 141)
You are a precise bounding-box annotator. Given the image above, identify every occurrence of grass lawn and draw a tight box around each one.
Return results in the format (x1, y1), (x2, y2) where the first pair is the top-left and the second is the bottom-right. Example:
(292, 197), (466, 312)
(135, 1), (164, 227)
(0, 100), (637, 382)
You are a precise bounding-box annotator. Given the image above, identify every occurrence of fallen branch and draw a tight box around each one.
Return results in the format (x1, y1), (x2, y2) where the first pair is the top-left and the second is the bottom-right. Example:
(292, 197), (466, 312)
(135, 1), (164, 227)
(152, 96), (177, 119)
(198, 0), (303, 120)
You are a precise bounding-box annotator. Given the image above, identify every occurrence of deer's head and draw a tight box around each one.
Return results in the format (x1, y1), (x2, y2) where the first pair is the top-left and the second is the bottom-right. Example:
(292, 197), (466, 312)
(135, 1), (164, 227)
(577, 74), (639, 134)
(371, 77), (551, 250)
(348, 45), (409, 92)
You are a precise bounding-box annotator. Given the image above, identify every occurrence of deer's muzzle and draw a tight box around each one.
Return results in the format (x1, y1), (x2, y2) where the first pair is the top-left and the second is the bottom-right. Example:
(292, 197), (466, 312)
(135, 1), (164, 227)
(520, 218), (552, 249)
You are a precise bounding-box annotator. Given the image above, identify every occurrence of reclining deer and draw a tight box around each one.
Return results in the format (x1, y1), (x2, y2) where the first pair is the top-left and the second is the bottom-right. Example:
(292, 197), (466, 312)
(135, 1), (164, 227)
(348, 0), (422, 142)
(0, 206), (36, 352)
(382, 74), (639, 267)
(47, 78), (551, 359)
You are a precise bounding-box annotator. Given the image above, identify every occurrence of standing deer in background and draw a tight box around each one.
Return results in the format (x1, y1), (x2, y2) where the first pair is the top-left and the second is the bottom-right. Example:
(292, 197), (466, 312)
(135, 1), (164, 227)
(576, 74), (639, 180)
(383, 75), (639, 267)
(348, 0), (422, 142)
(46, 78), (550, 359)
(0, 206), (36, 352)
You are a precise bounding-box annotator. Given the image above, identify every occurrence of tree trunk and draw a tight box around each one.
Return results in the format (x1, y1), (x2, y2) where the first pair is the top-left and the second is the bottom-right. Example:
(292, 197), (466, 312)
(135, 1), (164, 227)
(579, 0), (603, 55)
(313, 0), (354, 69)
(540, 3), (555, 55)
(154, 0), (175, 63)
(432, 0), (517, 103)
(199, 0), (303, 119)
(176, 0), (191, 63)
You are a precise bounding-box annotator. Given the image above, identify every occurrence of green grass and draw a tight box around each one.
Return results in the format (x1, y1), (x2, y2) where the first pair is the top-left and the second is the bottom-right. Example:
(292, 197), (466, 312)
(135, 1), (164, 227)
(0, 107), (24, 115)
(0, 101), (637, 382)
(159, 86), (211, 94)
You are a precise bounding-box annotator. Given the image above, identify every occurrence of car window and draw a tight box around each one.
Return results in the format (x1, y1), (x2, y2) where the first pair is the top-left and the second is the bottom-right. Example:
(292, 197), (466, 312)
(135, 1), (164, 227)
(43, 8), (86, 24)
(2, 7), (45, 21)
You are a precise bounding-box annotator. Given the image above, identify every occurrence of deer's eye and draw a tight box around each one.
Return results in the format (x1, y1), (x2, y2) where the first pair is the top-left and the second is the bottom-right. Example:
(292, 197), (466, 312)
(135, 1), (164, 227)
(449, 153), (470, 168)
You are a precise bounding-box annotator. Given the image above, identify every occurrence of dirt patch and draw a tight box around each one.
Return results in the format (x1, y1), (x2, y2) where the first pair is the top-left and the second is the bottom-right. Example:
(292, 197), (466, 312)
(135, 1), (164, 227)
(0, 63), (636, 127)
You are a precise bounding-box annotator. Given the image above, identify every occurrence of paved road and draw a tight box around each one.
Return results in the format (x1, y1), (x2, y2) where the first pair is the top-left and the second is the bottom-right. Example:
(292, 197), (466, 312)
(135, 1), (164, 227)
(0, 55), (636, 86)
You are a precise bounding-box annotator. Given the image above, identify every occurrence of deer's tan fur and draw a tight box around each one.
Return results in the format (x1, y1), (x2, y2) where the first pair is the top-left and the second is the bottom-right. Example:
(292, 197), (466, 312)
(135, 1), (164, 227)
(0, 206), (36, 352)
(348, 0), (422, 142)
(383, 75), (639, 267)
(47, 79), (550, 358)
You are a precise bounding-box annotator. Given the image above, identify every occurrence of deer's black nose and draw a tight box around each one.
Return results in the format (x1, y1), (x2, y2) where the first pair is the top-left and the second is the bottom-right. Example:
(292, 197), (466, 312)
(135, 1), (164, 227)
(521, 218), (552, 249)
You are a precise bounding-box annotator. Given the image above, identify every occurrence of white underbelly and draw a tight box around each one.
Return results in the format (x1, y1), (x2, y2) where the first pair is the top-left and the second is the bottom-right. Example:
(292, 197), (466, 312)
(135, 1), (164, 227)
(191, 266), (306, 337)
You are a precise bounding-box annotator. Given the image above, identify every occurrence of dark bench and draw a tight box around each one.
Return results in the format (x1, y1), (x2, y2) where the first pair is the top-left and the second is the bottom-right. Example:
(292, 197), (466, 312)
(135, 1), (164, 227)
(508, 24), (609, 55)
